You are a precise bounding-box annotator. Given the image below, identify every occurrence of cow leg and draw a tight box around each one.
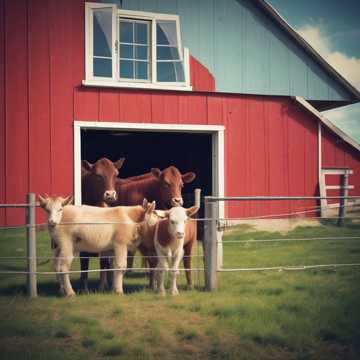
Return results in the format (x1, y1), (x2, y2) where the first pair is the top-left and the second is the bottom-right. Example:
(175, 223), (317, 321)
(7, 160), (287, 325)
(126, 250), (136, 272)
(79, 252), (89, 293)
(147, 254), (158, 291)
(183, 241), (194, 290)
(98, 256), (110, 292)
(170, 247), (184, 296)
(112, 243), (127, 295)
(53, 247), (64, 295)
(155, 255), (168, 295)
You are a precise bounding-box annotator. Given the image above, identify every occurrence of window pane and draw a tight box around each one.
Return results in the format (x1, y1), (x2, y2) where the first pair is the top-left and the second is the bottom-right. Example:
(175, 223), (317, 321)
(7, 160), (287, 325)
(136, 45), (148, 60)
(157, 61), (185, 82)
(120, 44), (133, 59)
(93, 9), (112, 57)
(156, 46), (179, 60)
(120, 21), (133, 43)
(156, 20), (177, 46)
(135, 22), (148, 44)
(136, 62), (148, 80)
(94, 58), (112, 77)
(120, 60), (134, 79)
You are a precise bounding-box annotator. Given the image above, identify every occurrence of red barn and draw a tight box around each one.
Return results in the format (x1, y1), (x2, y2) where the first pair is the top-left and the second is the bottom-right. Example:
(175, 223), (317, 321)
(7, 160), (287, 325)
(1, 0), (360, 225)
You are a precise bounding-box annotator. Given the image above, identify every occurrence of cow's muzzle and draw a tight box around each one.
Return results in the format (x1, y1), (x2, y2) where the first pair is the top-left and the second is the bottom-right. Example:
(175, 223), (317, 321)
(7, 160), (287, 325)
(171, 197), (183, 207)
(104, 190), (117, 202)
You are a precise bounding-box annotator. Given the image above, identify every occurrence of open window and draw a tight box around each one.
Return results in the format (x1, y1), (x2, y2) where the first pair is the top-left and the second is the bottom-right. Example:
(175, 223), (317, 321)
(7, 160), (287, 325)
(84, 3), (191, 90)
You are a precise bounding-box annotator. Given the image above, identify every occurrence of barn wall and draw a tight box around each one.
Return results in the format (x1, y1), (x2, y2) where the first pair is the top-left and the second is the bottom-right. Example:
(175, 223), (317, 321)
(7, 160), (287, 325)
(1, 0), (360, 225)
(322, 126), (360, 198)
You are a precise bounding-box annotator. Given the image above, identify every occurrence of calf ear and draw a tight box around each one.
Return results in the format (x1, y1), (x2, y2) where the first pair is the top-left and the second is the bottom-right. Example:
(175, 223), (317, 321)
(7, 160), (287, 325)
(62, 196), (73, 206)
(186, 206), (199, 218)
(114, 158), (125, 170)
(149, 201), (156, 212)
(38, 195), (48, 208)
(82, 160), (93, 171)
(182, 172), (196, 183)
(142, 198), (148, 209)
(151, 168), (162, 179)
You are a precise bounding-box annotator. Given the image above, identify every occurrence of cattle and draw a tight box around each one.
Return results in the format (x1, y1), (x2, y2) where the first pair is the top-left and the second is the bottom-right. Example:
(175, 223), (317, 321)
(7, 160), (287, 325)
(80, 157), (154, 291)
(80, 157), (125, 292)
(39, 195), (155, 297)
(113, 166), (197, 287)
(152, 206), (199, 295)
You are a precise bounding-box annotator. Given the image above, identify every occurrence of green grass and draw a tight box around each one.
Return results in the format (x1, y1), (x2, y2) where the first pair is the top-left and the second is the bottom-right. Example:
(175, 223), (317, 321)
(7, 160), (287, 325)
(0, 221), (360, 359)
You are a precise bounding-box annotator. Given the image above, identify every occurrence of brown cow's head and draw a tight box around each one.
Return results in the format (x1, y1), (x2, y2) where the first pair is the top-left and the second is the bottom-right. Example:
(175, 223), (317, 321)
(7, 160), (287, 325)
(151, 166), (196, 209)
(82, 157), (125, 205)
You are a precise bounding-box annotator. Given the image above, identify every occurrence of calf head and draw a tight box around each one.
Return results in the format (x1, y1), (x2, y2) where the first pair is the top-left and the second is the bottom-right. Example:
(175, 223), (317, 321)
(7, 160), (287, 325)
(151, 166), (196, 209)
(165, 206), (199, 239)
(38, 195), (73, 227)
(82, 157), (125, 204)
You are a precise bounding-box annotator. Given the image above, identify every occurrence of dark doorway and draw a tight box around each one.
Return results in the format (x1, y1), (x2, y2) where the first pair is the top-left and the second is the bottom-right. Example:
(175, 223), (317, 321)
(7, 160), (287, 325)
(80, 129), (213, 207)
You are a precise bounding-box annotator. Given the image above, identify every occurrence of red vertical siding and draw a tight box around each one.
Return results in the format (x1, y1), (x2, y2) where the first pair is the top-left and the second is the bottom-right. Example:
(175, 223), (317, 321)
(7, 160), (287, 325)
(28, 0), (51, 223)
(48, 0), (74, 197)
(5, 0), (29, 225)
(0, 0), (5, 224)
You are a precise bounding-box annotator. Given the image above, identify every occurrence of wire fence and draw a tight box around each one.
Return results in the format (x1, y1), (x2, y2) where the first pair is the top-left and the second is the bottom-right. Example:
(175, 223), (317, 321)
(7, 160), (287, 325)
(1, 193), (360, 295)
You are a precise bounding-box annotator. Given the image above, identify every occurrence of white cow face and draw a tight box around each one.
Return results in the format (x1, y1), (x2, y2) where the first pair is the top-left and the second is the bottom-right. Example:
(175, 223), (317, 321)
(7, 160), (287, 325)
(38, 195), (73, 227)
(167, 206), (199, 239)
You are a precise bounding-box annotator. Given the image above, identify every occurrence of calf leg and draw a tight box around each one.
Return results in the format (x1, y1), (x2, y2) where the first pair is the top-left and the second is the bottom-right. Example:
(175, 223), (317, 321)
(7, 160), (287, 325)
(112, 243), (127, 295)
(183, 241), (194, 289)
(57, 247), (75, 297)
(170, 248), (184, 296)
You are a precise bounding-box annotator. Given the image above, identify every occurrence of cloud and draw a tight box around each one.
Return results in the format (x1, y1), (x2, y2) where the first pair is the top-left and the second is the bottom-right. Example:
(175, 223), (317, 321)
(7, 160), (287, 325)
(297, 24), (360, 91)
(297, 24), (360, 144)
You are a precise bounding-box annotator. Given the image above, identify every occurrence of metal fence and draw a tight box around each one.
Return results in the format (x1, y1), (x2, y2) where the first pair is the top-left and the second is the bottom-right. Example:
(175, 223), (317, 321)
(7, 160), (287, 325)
(203, 195), (360, 291)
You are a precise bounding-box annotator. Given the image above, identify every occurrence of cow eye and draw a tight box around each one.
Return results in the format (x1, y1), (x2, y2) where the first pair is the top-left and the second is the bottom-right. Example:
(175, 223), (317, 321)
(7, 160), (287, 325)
(58, 209), (63, 213)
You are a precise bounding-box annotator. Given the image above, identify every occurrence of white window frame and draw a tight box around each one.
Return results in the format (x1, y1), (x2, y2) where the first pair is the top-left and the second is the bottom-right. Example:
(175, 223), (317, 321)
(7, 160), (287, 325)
(84, 3), (192, 91)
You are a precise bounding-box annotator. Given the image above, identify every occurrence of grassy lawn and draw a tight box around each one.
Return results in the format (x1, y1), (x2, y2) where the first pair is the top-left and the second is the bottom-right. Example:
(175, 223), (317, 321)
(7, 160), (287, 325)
(0, 221), (359, 359)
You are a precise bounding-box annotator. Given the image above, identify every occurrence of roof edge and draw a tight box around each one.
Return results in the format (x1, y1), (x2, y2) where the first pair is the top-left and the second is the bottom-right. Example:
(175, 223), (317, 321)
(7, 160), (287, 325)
(255, 0), (360, 102)
(294, 96), (360, 153)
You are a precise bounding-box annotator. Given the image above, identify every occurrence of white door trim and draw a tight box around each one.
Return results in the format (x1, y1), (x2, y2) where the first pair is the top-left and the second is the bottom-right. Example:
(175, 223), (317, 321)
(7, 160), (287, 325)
(73, 121), (225, 218)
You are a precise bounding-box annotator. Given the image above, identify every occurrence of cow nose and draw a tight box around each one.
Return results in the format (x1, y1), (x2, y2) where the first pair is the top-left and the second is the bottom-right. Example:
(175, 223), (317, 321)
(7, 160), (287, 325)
(176, 231), (185, 239)
(104, 190), (117, 201)
(48, 219), (56, 227)
(172, 197), (183, 206)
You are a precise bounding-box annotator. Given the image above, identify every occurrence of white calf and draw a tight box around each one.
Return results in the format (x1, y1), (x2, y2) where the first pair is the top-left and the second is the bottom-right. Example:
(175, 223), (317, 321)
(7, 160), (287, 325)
(39, 195), (155, 296)
(154, 206), (199, 295)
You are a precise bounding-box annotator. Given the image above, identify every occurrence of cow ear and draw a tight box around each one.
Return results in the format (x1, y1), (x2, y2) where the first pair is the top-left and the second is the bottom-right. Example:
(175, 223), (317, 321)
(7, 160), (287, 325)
(38, 195), (48, 208)
(62, 196), (73, 206)
(114, 158), (125, 170)
(150, 201), (156, 212)
(151, 168), (162, 179)
(182, 172), (196, 183)
(186, 206), (199, 218)
(82, 160), (93, 171)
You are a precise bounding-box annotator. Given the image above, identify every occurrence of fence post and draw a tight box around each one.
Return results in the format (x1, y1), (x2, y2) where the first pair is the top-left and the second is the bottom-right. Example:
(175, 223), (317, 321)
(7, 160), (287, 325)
(194, 188), (201, 208)
(337, 172), (349, 227)
(204, 197), (217, 291)
(26, 193), (37, 298)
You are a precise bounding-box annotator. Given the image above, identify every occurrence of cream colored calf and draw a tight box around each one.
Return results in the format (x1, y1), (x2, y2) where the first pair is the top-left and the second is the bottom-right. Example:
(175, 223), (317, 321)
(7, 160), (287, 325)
(153, 206), (199, 295)
(39, 196), (155, 296)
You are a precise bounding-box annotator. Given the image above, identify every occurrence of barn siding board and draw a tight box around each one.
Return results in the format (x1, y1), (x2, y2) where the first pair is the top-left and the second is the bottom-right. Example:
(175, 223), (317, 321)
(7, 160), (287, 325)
(74, 88), (100, 121)
(49, 0), (74, 197)
(5, 0), (29, 225)
(28, 0), (52, 224)
(151, 93), (179, 124)
(0, 0), (5, 224)
(99, 90), (120, 122)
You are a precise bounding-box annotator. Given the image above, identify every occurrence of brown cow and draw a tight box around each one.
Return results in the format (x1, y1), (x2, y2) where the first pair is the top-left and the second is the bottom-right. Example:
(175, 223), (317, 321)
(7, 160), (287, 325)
(80, 157), (154, 291)
(114, 166), (197, 288)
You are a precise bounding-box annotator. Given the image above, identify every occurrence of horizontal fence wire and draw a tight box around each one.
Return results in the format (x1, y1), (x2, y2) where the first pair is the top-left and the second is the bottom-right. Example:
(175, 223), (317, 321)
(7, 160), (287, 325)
(221, 236), (360, 244)
(219, 263), (360, 272)
(0, 267), (204, 275)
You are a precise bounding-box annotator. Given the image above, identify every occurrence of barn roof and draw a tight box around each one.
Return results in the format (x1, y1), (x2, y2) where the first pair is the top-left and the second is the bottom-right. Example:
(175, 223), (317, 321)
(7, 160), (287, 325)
(255, 0), (360, 110)
(295, 97), (360, 153)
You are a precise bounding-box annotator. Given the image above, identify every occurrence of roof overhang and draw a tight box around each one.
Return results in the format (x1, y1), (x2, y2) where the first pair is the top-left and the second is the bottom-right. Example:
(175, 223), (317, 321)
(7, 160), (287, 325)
(254, 0), (360, 106)
(294, 96), (360, 153)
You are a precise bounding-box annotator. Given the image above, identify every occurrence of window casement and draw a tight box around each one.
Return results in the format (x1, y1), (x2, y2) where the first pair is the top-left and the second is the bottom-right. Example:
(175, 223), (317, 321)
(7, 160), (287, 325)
(84, 3), (191, 91)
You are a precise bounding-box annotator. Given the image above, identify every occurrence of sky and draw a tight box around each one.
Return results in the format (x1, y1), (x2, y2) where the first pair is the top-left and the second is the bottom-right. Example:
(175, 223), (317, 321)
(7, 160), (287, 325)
(268, 0), (360, 143)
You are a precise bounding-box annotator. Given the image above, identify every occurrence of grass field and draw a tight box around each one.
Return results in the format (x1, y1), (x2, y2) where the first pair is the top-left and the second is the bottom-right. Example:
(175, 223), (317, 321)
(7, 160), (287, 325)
(0, 220), (360, 359)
